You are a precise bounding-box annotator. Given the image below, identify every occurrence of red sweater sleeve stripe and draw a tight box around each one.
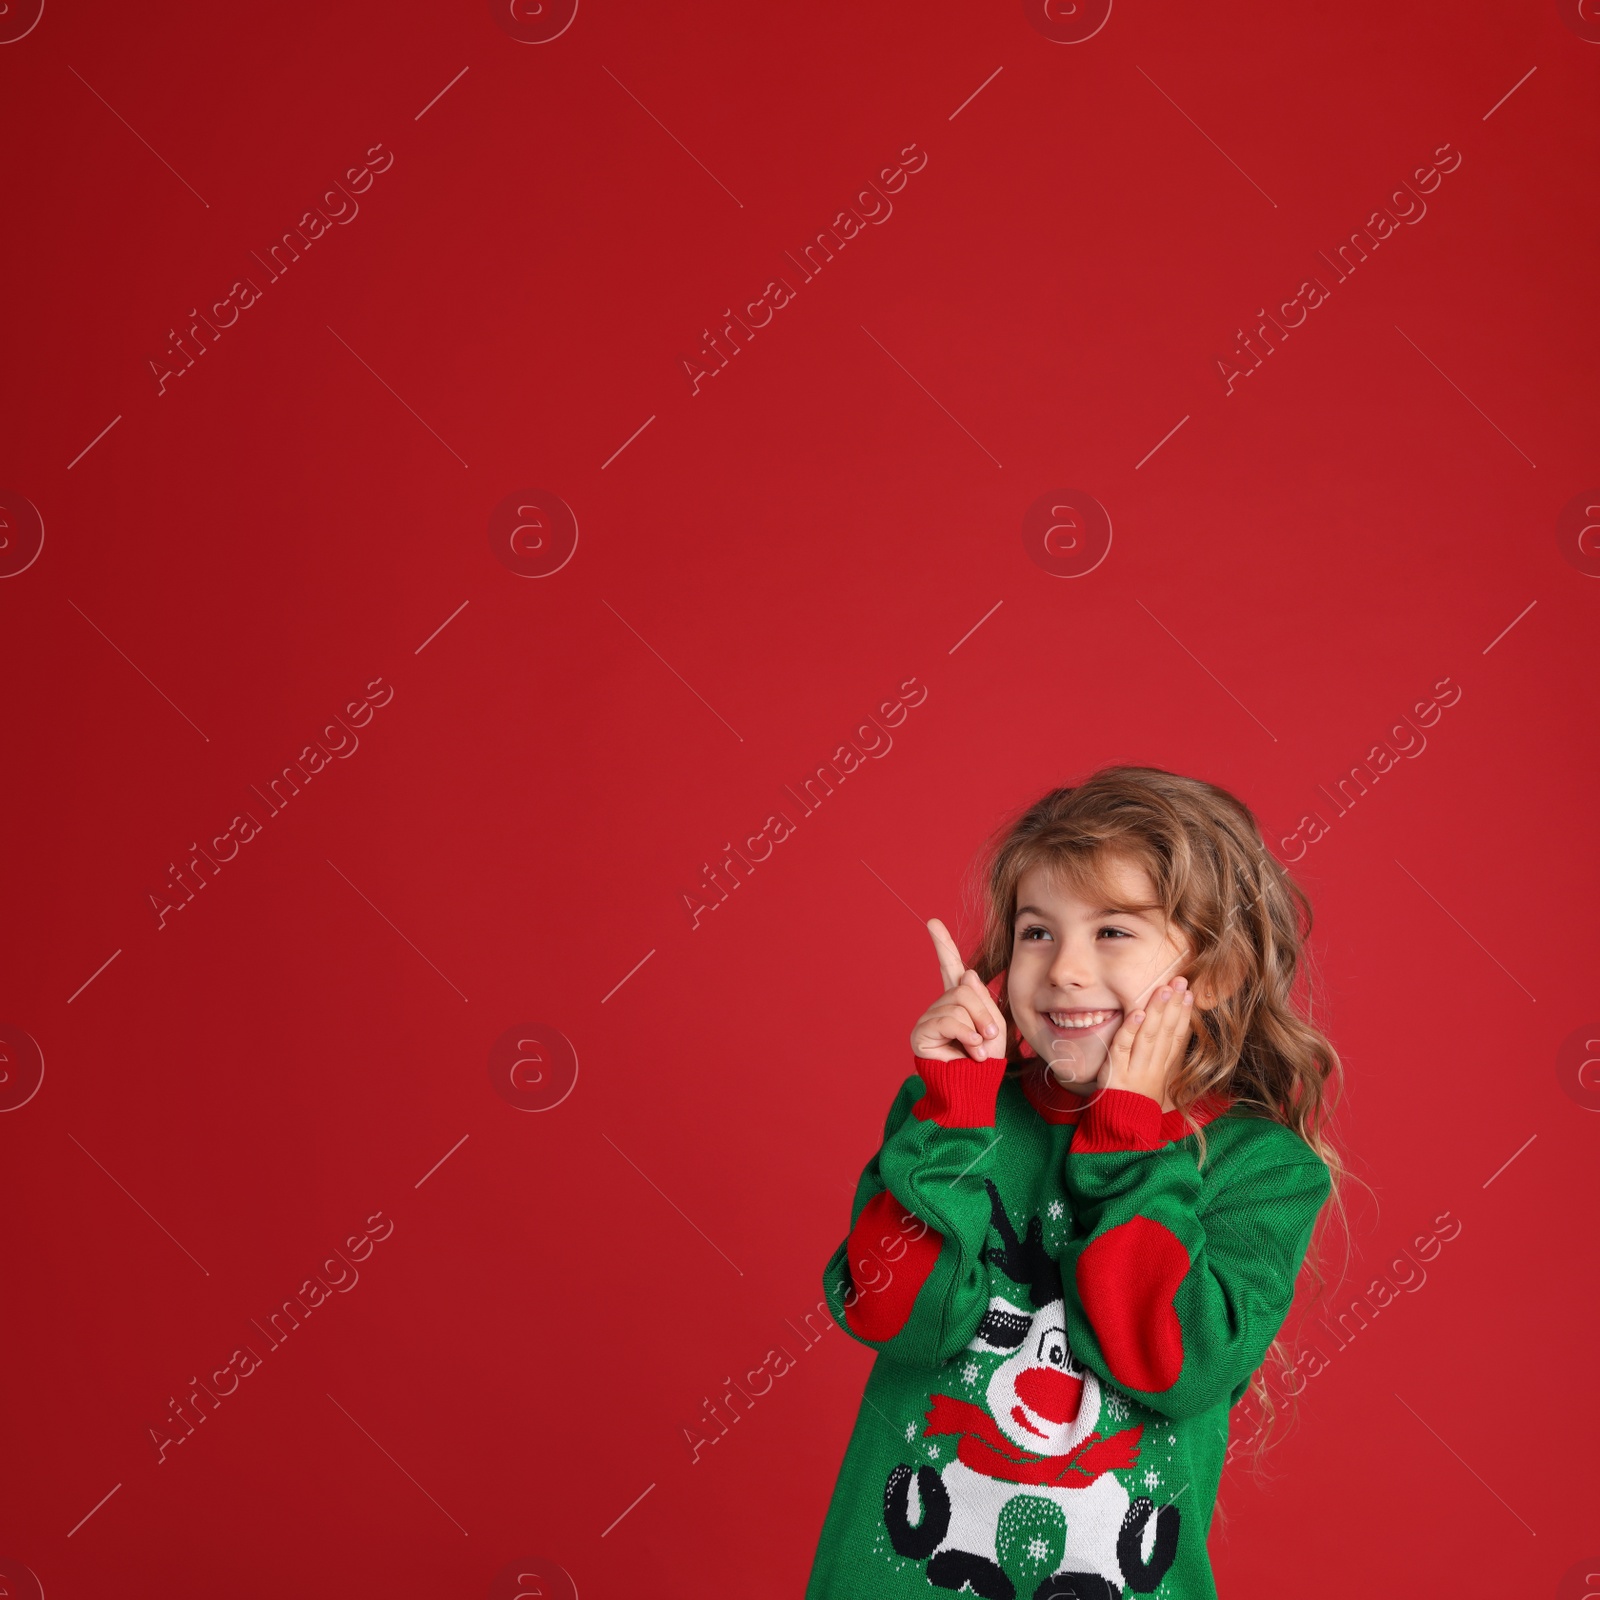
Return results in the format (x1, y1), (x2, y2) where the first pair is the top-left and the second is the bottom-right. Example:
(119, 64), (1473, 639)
(1068, 1091), (1188, 1387)
(1074, 1214), (1190, 1390)
(842, 1189), (944, 1341)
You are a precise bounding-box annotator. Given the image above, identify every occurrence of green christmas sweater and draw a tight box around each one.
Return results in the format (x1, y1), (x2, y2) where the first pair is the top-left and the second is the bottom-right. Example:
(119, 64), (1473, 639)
(805, 1053), (1330, 1600)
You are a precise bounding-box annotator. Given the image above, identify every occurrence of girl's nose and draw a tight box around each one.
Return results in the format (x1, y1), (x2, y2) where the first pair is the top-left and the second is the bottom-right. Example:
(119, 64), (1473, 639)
(1015, 1367), (1084, 1424)
(1047, 936), (1096, 989)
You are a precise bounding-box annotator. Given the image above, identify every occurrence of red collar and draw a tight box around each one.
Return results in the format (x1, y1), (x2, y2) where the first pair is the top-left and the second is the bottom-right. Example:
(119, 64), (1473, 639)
(1017, 1059), (1231, 1140)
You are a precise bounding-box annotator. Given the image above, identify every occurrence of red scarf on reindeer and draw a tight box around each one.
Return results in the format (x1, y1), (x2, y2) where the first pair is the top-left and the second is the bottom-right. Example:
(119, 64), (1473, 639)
(922, 1393), (1143, 1487)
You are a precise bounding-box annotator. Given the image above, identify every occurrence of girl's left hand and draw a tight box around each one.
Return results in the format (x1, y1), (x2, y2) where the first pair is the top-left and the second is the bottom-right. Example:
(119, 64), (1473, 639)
(1099, 975), (1195, 1108)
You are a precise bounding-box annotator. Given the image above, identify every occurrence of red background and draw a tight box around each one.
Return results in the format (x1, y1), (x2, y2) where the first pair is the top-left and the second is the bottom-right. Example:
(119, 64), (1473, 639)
(3, 1), (1598, 1595)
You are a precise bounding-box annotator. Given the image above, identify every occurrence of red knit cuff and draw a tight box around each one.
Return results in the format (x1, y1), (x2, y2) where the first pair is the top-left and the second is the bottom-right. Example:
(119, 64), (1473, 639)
(1072, 1088), (1164, 1153)
(911, 1056), (1008, 1128)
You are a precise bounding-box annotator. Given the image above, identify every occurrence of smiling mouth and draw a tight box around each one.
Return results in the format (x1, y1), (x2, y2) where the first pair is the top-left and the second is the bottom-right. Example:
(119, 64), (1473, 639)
(1043, 1009), (1122, 1033)
(1010, 1405), (1050, 1439)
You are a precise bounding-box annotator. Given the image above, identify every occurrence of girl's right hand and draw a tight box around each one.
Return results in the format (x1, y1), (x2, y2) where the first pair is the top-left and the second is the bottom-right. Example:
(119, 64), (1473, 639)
(909, 918), (1007, 1062)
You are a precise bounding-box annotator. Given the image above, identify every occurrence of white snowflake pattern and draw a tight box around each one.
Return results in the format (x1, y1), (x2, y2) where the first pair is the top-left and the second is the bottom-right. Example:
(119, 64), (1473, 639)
(1047, 1199), (1064, 1220)
(1028, 1536), (1051, 1561)
(1103, 1393), (1129, 1421)
(961, 1360), (980, 1386)
(905, 1421), (918, 1443)
(927, 1444), (940, 1460)
(1142, 1468), (1161, 1490)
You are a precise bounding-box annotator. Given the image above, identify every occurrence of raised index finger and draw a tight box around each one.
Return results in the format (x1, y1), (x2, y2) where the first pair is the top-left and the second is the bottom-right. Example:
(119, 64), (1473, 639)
(925, 918), (966, 993)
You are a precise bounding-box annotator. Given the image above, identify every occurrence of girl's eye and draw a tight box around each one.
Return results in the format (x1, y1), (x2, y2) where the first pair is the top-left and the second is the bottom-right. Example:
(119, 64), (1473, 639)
(1018, 924), (1049, 941)
(1097, 927), (1133, 940)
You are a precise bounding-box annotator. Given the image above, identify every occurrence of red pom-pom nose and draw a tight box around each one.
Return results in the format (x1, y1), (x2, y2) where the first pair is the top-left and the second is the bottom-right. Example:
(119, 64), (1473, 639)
(1014, 1367), (1084, 1424)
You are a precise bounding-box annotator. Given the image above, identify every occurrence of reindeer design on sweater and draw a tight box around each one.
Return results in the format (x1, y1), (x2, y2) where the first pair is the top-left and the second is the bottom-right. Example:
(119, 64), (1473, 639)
(882, 1180), (1180, 1600)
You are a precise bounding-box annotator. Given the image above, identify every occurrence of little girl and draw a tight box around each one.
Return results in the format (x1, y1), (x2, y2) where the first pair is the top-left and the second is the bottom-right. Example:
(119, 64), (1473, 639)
(805, 766), (1340, 1600)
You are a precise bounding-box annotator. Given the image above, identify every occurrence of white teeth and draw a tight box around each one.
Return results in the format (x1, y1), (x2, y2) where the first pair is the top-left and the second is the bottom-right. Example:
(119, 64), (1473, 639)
(1046, 1010), (1117, 1029)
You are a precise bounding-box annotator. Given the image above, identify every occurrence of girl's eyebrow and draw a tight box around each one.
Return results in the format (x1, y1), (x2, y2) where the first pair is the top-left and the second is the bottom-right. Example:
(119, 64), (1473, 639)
(1014, 901), (1159, 920)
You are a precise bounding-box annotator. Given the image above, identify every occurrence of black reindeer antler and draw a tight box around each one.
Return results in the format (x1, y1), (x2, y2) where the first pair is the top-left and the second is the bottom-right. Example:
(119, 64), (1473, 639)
(980, 1179), (1063, 1310)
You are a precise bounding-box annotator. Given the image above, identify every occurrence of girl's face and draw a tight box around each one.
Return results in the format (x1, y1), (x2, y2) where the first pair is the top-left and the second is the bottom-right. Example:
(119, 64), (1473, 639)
(1007, 855), (1195, 1095)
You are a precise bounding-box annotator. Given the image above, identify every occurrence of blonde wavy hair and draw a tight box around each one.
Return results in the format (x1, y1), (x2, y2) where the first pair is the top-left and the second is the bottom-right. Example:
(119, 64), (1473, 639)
(958, 765), (1345, 1461)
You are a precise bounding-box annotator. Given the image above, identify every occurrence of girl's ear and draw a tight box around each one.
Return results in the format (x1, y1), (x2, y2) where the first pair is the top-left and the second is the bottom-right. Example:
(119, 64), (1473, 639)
(1193, 953), (1247, 1010)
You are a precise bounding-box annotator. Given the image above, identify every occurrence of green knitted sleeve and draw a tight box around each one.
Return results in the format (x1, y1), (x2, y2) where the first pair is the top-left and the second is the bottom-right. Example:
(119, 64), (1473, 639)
(821, 1057), (1009, 1370)
(1056, 1089), (1330, 1419)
